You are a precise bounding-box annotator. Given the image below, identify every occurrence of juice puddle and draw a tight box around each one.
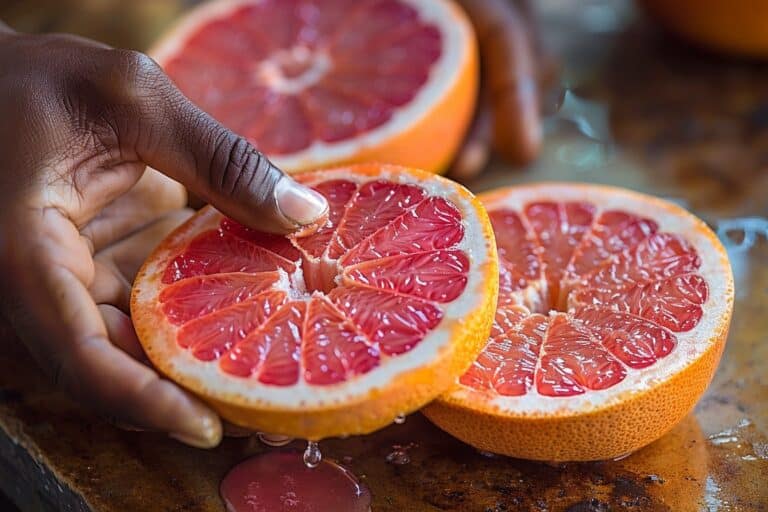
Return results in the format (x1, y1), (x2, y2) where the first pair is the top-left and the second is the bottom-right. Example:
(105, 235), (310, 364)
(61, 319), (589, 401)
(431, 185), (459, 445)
(220, 451), (371, 512)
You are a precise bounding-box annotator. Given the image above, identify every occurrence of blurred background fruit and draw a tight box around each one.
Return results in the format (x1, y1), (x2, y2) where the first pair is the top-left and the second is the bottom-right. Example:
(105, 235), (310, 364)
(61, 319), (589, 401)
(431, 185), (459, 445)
(637, 0), (768, 58)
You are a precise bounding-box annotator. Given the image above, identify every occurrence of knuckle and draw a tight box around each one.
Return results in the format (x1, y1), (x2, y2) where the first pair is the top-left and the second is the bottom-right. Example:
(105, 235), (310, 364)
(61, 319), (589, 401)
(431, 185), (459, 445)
(114, 49), (161, 82)
(102, 49), (168, 105)
(208, 132), (279, 203)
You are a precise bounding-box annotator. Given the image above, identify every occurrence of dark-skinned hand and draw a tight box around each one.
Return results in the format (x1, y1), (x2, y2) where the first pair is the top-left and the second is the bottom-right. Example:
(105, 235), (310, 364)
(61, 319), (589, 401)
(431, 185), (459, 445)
(0, 21), (328, 448)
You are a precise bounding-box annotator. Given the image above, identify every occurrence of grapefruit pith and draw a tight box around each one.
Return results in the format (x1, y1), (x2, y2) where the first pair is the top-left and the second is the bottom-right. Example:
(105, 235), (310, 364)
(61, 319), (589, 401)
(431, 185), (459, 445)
(131, 164), (497, 440)
(151, 0), (478, 174)
(423, 183), (734, 461)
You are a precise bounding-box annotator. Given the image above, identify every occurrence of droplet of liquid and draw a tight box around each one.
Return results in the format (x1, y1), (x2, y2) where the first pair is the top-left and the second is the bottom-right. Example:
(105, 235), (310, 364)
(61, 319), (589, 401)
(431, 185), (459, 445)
(393, 413), (406, 425)
(478, 450), (498, 458)
(221, 451), (371, 512)
(303, 441), (322, 468)
(258, 432), (293, 447)
(386, 449), (411, 465)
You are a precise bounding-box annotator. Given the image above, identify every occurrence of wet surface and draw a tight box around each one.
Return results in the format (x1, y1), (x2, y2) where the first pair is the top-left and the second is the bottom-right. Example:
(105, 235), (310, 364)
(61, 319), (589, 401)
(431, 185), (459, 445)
(0, 0), (767, 510)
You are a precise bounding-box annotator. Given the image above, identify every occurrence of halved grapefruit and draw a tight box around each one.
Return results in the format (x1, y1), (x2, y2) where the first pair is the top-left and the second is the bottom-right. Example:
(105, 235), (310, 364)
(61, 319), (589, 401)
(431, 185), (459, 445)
(423, 183), (734, 461)
(151, 0), (478, 174)
(131, 164), (497, 440)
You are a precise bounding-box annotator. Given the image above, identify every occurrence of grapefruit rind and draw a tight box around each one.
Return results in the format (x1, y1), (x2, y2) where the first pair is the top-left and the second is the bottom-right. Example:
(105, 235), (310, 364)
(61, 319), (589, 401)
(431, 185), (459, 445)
(423, 183), (734, 461)
(150, 0), (478, 174)
(131, 164), (497, 440)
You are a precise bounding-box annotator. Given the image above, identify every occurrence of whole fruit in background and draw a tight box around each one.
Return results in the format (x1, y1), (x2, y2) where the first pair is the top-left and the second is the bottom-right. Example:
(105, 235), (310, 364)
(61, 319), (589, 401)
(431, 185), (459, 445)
(638, 0), (768, 58)
(131, 164), (498, 440)
(424, 183), (734, 461)
(150, 0), (478, 174)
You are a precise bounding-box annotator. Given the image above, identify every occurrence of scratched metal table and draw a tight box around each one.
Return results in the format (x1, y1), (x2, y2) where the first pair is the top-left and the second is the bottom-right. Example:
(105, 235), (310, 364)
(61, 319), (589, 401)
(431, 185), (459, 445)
(0, 1), (766, 510)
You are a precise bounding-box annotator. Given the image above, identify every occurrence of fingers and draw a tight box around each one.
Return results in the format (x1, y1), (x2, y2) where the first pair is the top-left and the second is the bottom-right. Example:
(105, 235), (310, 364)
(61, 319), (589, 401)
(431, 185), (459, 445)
(15, 256), (221, 447)
(449, 99), (493, 181)
(81, 169), (187, 251)
(99, 49), (327, 233)
(99, 304), (145, 361)
(95, 209), (194, 282)
(459, 0), (542, 165)
(89, 259), (131, 311)
(3, 211), (221, 447)
(90, 209), (193, 312)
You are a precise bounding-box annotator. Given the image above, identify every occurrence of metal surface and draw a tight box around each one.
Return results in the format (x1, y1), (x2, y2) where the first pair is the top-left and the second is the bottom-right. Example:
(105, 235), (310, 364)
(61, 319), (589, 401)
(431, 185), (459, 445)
(0, 1), (766, 510)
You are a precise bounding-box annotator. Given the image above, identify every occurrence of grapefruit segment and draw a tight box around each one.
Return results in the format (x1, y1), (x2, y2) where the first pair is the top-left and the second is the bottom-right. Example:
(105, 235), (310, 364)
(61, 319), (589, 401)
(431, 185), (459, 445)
(571, 273), (707, 333)
(151, 0), (478, 173)
(131, 164), (497, 439)
(159, 272), (281, 325)
(536, 314), (627, 397)
(299, 84), (390, 144)
(566, 210), (658, 280)
(330, 287), (443, 356)
(573, 307), (676, 369)
(460, 309), (546, 397)
(303, 297), (379, 385)
(342, 197), (464, 265)
(329, 180), (426, 259)
(162, 230), (295, 284)
(524, 201), (595, 300)
(178, 291), (287, 361)
(424, 183), (733, 461)
(585, 233), (701, 291)
(495, 314), (548, 396)
(343, 250), (469, 303)
(253, 301), (306, 386)
(293, 179), (357, 258)
(220, 219), (301, 261)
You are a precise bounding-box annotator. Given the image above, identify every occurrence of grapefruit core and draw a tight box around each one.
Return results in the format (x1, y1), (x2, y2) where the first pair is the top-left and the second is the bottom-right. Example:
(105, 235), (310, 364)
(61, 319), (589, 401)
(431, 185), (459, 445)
(423, 183), (734, 461)
(131, 164), (497, 440)
(151, 0), (478, 174)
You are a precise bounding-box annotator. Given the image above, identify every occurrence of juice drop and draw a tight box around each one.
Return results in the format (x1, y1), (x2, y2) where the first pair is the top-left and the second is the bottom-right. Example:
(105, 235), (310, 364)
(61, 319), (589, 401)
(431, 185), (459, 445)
(385, 449), (410, 465)
(393, 413), (406, 425)
(303, 441), (322, 468)
(220, 451), (371, 512)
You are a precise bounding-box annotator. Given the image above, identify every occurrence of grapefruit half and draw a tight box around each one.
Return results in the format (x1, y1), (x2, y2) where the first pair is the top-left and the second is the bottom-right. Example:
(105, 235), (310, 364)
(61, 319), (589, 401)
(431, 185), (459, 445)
(423, 183), (734, 461)
(131, 164), (497, 440)
(151, 0), (478, 173)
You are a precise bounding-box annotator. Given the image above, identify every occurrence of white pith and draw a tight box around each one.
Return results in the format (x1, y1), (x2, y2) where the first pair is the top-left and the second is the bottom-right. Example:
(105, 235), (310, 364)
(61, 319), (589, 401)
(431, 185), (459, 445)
(254, 46), (332, 95)
(446, 183), (733, 416)
(149, 0), (472, 171)
(134, 167), (491, 410)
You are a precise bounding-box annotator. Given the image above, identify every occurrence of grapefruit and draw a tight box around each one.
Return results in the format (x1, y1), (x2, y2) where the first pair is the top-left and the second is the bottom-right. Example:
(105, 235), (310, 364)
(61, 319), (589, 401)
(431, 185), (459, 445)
(423, 183), (734, 461)
(131, 164), (497, 440)
(638, 0), (768, 59)
(151, 0), (478, 173)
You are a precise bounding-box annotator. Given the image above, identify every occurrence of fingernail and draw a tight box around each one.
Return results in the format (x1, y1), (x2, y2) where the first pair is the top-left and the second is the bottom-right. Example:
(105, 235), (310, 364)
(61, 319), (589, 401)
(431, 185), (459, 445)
(170, 415), (222, 448)
(275, 177), (328, 226)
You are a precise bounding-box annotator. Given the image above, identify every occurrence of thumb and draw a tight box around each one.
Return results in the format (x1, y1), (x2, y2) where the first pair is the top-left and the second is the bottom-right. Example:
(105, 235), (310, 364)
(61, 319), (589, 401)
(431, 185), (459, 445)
(112, 51), (328, 233)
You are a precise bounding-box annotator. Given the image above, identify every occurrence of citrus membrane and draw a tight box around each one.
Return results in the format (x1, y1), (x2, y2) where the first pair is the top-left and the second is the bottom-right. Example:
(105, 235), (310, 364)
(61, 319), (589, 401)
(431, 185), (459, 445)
(151, 0), (478, 172)
(424, 183), (733, 461)
(131, 164), (497, 439)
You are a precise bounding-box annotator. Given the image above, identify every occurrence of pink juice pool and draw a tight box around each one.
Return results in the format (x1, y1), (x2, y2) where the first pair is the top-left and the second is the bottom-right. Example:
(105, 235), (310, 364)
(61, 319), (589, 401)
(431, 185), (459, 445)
(220, 451), (372, 512)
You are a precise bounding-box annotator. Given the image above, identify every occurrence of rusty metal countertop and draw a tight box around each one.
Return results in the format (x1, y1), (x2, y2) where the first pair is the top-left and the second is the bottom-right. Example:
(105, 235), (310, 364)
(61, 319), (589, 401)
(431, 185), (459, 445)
(0, 1), (766, 510)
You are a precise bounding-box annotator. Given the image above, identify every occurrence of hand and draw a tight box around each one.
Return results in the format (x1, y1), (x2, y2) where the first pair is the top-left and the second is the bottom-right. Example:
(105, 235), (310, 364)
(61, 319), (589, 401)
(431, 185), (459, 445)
(0, 23), (328, 448)
(452, 0), (551, 179)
